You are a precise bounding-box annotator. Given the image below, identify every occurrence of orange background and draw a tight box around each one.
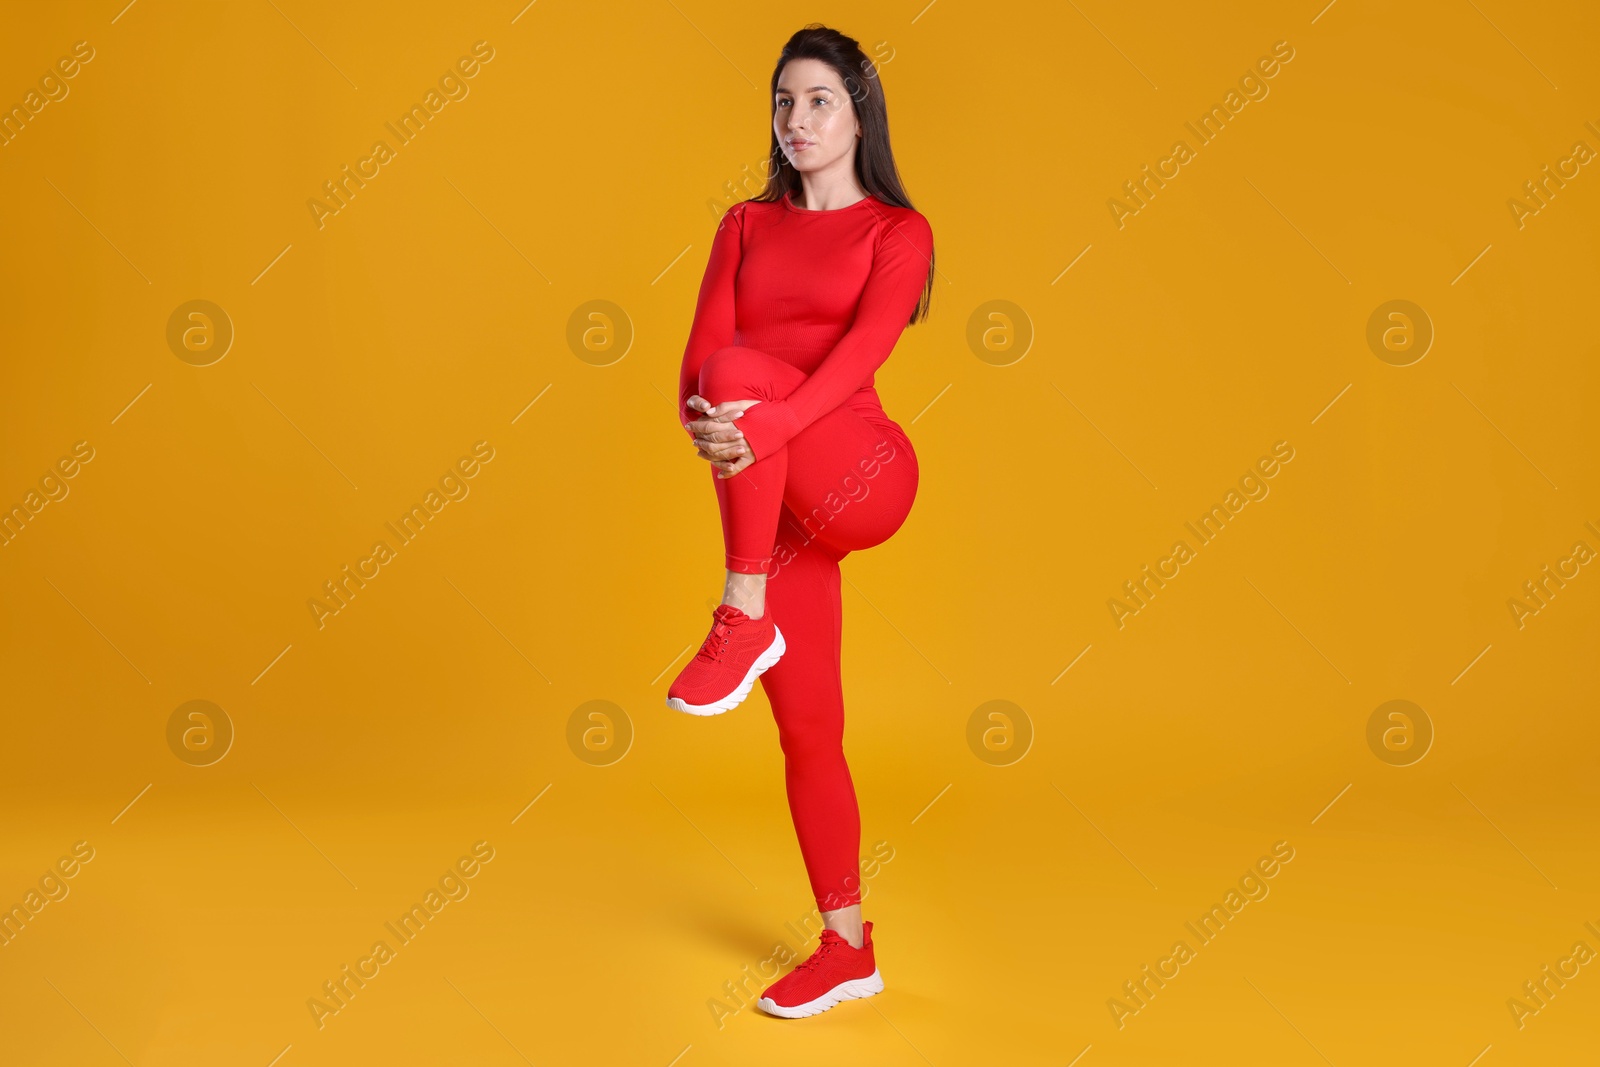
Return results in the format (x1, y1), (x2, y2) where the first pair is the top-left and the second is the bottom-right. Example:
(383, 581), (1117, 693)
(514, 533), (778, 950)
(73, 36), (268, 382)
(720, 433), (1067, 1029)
(1, 1), (1596, 1064)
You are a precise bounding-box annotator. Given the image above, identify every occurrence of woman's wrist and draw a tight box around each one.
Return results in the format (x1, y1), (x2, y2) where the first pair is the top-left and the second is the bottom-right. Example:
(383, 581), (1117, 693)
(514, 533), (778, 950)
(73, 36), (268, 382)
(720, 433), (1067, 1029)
(732, 399), (801, 460)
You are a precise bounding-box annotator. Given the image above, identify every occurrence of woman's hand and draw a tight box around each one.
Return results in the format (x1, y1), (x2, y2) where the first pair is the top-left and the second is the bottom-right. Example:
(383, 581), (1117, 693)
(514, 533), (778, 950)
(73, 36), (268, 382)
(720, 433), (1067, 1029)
(684, 396), (763, 478)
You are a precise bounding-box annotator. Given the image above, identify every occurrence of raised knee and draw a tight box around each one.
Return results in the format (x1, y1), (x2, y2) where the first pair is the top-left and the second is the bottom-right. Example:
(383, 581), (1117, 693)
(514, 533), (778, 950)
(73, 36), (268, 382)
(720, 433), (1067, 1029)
(699, 345), (771, 396)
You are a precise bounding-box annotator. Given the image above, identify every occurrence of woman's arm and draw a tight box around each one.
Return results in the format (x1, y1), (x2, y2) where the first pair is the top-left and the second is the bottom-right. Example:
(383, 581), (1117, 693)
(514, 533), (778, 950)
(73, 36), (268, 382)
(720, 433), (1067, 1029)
(676, 202), (747, 429)
(733, 209), (933, 461)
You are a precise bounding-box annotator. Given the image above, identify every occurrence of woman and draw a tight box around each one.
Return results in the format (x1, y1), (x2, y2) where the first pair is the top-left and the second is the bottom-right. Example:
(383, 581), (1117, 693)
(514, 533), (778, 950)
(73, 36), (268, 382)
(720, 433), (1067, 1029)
(665, 24), (935, 1019)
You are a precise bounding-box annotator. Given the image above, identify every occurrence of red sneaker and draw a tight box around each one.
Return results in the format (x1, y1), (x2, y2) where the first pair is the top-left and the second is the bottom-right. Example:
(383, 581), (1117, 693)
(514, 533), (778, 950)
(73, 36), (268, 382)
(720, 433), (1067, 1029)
(665, 604), (785, 716)
(757, 922), (882, 1018)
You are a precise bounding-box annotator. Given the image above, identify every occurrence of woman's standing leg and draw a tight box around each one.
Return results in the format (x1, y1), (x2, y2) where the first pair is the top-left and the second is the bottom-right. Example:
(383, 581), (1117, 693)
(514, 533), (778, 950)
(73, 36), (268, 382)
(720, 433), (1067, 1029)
(747, 416), (918, 1018)
(757, 514), (860, 915)
(759, 413), (919, 944)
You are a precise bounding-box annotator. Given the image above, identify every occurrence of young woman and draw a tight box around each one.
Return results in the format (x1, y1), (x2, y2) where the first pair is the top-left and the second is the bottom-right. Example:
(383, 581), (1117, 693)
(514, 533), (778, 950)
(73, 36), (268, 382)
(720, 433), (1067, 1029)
(665, 25), (935, 1019)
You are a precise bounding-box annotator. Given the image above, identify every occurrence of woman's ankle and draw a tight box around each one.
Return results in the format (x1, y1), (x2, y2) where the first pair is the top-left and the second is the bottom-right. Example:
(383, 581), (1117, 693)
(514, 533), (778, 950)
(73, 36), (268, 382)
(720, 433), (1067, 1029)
(820, 905), (865, 949)
(723, 570), (767, 618)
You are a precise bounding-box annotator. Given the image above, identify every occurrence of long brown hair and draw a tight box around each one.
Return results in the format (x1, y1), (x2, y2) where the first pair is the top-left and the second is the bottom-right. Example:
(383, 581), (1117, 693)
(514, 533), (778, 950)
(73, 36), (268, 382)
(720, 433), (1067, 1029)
(752, 24), (933, 326)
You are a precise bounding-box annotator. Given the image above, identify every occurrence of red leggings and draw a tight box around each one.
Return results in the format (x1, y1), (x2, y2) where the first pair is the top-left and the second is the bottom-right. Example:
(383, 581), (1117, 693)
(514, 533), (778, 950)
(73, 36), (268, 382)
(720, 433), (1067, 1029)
(698, 345), (919, 912)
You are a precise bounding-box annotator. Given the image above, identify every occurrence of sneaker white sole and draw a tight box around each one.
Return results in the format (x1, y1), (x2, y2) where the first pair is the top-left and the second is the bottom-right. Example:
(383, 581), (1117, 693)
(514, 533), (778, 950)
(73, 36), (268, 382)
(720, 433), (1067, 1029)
(665, 625), (786, 716)
(756, 968), (884, 1018)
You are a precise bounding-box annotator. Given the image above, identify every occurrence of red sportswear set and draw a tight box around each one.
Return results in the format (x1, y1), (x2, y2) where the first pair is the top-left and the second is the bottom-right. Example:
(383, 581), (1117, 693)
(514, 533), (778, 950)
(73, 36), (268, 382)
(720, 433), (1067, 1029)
(673, 188), (933, 914)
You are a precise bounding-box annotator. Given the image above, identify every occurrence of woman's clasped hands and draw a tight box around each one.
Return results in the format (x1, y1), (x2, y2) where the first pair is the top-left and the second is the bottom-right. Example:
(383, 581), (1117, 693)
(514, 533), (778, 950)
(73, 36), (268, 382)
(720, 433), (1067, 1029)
(684, 396), (763, 479)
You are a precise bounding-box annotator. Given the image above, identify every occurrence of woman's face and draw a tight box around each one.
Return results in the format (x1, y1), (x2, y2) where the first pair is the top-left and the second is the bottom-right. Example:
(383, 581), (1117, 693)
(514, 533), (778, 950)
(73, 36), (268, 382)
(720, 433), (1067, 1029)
(773, 58), (859, 176)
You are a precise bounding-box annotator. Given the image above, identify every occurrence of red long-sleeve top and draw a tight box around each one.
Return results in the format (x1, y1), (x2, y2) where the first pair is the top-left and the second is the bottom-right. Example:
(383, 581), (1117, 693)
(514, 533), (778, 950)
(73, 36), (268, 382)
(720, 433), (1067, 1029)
(677, 189), (934, 462)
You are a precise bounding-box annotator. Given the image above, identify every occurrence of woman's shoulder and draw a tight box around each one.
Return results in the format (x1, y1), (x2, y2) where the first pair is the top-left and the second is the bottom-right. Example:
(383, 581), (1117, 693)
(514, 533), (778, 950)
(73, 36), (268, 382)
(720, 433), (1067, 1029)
(871, 196), (930, 227)
(712, 196), (778, 230)
(710, 198), (756, 239)
(874, 196), (926, 218)
(872, 199), (933, 248)
(726, 196), (784, 215)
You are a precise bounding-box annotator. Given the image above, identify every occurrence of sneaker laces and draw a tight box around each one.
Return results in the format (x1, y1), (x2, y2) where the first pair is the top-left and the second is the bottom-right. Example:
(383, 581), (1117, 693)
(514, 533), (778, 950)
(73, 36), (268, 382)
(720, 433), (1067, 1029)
(693, 608), (741, 664)
(795, 931), (849, 973)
